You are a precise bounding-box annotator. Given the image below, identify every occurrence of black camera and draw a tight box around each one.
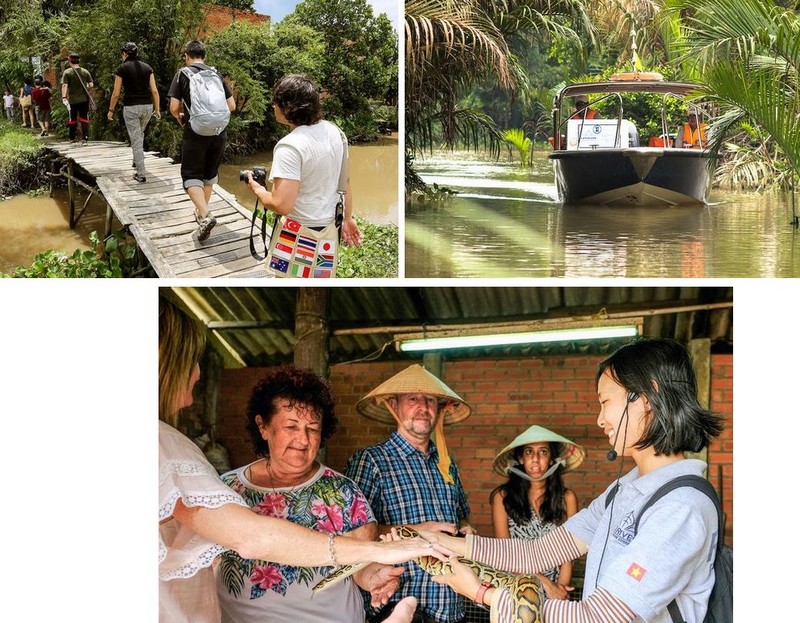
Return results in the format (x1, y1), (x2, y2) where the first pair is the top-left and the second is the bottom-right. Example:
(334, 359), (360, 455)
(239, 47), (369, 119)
(239, 165), (267, 186)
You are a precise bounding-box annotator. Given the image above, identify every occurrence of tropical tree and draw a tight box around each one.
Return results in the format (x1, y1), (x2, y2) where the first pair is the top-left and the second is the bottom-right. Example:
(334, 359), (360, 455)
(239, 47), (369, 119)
(666, 0), (800, 187)
(284, 0), (398, 121)
(405, 0), (594, 158)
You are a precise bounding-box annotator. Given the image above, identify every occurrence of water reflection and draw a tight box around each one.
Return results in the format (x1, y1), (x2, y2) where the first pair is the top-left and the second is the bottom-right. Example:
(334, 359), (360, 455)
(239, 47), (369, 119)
(406, 152), (800, 277)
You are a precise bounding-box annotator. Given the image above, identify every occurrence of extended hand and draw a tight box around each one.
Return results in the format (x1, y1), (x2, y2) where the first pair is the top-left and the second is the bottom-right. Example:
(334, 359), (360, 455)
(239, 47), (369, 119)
(537, 574), (573, 600)
(341, 217), (362, 246)
(356, 563), (404, 607)
(430, 554), (482, 600)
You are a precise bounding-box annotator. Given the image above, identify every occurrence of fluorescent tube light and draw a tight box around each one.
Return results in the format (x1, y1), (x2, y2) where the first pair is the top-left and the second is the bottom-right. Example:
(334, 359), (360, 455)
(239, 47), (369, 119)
(396, 325), (639, 353)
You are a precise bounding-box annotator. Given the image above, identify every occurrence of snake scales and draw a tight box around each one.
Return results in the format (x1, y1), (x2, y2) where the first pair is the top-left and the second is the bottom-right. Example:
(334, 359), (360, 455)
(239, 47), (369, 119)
(312, 527), (544, 623)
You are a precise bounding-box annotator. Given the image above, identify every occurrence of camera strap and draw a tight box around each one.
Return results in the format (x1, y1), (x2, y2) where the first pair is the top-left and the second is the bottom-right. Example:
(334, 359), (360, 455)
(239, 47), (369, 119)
(248, 201), (274, 261)
(334, 127), (348, 241)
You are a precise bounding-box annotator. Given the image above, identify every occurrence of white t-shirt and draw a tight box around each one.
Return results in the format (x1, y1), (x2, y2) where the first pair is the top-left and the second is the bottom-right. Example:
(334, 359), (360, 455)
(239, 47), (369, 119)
(3, 93), (14, 108)
(269, 119), (346, 227)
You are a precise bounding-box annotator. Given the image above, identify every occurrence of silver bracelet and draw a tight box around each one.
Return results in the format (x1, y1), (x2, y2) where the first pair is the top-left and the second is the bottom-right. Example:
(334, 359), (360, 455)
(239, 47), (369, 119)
(328, 533), (338, 566)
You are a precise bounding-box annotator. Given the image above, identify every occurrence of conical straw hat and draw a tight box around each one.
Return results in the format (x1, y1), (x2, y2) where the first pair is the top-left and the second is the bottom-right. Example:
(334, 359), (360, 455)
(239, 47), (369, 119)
(356, 364), (471, 425)
(493, 425), (585, 477)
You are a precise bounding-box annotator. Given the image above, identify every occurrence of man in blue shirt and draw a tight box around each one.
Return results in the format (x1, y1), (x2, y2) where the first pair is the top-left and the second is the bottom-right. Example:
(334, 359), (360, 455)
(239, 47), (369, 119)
(345, 364), (475, 623)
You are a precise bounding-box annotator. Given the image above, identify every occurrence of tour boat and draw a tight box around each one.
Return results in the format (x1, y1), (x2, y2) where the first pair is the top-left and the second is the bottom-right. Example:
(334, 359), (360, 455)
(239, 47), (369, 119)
(548, 72), (714, 206)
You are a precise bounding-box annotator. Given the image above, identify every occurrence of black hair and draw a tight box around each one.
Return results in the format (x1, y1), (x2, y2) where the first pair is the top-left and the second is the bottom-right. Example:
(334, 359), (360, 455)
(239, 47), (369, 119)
(183, 40), (206, 60)
(490, 441), (568, 525)
(245, 364), (337, 456)
(272, 74), (322, 126)
(596, 337), (723, 455)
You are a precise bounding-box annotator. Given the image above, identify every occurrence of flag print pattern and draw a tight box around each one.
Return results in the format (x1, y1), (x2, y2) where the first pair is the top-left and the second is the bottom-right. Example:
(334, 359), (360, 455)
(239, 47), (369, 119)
(267, 217), (338, 278)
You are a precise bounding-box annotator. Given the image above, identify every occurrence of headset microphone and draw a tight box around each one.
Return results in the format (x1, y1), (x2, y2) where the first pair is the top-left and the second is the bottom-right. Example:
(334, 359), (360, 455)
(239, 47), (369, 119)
(607, 391), (639, 461)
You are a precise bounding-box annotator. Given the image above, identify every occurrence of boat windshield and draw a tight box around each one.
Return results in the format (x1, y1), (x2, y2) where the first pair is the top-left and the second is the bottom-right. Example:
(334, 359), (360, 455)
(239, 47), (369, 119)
(553, 83), (708, 151)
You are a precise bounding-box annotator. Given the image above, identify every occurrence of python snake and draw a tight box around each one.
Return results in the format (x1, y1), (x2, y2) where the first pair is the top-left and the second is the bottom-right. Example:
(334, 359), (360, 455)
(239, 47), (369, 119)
(312, 527), (544, 623)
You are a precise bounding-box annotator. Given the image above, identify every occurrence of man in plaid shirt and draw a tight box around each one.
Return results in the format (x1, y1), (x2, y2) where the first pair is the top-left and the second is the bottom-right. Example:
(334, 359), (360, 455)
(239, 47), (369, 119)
(345, 365), (476, 623)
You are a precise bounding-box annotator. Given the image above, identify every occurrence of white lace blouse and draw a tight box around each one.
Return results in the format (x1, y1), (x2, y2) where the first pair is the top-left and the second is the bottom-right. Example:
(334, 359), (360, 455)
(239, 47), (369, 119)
(158, 421), (247, 623)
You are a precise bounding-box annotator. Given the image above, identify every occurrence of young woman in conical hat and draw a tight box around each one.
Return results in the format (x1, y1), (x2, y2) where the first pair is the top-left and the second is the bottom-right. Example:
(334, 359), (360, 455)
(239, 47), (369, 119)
(490, 425), (584, 601)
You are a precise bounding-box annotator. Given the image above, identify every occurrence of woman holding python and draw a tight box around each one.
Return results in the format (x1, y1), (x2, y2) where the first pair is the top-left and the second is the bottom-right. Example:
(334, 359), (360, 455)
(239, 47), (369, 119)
(407, 338), (723, 623)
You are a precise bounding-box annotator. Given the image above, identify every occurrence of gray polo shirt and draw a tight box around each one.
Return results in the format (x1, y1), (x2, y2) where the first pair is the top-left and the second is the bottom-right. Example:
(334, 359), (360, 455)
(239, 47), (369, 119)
(565, 459), (717, 623)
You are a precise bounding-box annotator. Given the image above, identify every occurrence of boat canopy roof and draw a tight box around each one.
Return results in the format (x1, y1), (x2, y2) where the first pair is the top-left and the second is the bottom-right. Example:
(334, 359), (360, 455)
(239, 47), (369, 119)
(555, 80), (707, 104)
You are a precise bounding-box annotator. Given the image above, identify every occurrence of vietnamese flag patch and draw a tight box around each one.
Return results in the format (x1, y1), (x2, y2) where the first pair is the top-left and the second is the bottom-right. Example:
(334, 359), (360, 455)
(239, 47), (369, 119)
(626, 563), (647, 581)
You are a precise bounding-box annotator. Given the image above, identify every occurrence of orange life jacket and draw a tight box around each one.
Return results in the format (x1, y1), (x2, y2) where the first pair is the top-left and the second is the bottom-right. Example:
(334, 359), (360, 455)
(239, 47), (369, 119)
(681, 122), (707, 148)
(571, 109), (597, 120)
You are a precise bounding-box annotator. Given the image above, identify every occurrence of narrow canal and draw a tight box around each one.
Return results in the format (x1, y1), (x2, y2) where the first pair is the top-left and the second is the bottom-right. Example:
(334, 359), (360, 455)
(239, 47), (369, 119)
(405, 151), (800, 278)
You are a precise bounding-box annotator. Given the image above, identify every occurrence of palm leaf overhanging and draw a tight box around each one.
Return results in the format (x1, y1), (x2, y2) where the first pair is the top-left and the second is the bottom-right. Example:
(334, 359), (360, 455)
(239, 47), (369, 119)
(666, 0), (800, 180)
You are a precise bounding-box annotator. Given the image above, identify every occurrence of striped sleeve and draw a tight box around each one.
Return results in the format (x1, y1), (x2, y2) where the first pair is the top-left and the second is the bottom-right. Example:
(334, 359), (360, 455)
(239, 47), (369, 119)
(467, 525), (581, 575)
(542, 587), (637, 623)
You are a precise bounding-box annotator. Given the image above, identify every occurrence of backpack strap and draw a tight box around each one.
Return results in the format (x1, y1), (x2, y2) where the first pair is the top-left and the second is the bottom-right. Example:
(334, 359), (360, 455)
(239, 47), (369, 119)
(632, 475), (724, 545)
(634, 475), (724, 623)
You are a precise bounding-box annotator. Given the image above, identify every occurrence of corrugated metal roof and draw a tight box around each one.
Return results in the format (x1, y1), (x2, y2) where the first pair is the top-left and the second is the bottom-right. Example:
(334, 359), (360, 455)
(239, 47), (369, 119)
(163, 286), (733, 368)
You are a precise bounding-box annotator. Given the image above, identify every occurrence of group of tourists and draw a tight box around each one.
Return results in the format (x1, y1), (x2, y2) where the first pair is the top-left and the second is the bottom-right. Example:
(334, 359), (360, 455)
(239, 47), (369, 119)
(159, 297), (724, 623)
(14, 39), (362, 246)
(5, 76), (53, 136)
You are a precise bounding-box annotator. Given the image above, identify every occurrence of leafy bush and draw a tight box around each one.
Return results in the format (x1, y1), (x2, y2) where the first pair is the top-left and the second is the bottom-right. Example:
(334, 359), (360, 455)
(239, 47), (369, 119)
(0, 124), (48, 196)
(337, 215), (397, 278)
(2, 230), (141, 278)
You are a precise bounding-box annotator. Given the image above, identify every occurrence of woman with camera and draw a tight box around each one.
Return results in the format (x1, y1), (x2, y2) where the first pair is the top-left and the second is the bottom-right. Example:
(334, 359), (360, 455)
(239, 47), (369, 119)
(243, 74), (362, 247)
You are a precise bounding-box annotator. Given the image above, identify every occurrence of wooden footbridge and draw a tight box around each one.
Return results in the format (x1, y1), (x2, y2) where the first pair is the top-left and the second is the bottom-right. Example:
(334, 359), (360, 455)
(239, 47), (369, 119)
(44, 139), (267, 278)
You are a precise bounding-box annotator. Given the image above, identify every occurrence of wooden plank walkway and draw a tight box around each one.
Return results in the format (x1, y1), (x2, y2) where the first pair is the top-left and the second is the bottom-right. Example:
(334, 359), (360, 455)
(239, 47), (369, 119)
(45, 139), (267, 278)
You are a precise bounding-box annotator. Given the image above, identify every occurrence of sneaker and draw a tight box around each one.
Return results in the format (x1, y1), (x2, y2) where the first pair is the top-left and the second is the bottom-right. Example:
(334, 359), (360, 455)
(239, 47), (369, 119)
(81, 139), (88, 146)
(195, 212), (217, 241)
(133, 172), (147, 183)
(39, 130), (45, 137)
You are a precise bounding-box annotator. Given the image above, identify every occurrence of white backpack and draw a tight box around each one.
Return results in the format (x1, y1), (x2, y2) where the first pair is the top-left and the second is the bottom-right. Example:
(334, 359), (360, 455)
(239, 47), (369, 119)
(180, 66), (230, 136)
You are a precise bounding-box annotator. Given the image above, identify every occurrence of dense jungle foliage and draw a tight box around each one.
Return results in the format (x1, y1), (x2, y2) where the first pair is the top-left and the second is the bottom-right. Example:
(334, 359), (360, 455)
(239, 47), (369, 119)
(0, 0), (398, 158)
(406, 0), (800, 194)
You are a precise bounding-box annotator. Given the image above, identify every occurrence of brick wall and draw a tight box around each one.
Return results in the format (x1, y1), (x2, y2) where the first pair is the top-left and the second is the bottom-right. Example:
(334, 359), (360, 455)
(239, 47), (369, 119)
(216, 353), (734, 548)
(202, 4), (269, 37)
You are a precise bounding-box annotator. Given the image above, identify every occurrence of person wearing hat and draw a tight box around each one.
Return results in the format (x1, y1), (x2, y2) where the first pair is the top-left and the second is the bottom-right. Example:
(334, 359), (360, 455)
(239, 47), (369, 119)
(404, 338), (723, 623)
(345, 364), (475, 623)
(490, 425), (582, 601)
(108, 42), (161, 183)
(675, 107), (708, 149)
(60, 52), (94, 143)
(570, 95), (597, 120)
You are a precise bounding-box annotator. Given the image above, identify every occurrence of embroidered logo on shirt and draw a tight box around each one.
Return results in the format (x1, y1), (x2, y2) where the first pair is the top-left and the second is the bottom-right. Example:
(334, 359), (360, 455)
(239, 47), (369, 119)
(626, 563), (647, 581)
(613, 510), (637, 545)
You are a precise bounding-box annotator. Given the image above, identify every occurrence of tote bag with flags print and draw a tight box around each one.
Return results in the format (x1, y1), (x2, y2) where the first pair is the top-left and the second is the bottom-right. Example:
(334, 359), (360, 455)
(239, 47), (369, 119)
(266, 216), (339, 278)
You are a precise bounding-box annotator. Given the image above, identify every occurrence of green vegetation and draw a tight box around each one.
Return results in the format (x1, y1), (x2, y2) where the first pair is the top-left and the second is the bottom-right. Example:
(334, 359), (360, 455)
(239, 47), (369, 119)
(1, 230), (140, 278)
(405, 0), (800, 197)
(0, 123), (48, 196)
(502, 128), (532, 166)
(337, 216), (398, 278)
(0, 0), (397, 155)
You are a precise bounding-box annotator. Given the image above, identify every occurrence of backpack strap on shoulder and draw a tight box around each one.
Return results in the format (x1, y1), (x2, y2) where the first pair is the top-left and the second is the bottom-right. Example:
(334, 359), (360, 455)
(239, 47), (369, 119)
(635, 475), (724, 623)
(633, 475), (723, 546)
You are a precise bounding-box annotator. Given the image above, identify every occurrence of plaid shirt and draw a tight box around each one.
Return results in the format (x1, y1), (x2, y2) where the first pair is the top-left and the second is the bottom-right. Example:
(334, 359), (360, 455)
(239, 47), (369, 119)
(344, 431), (471, 623)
